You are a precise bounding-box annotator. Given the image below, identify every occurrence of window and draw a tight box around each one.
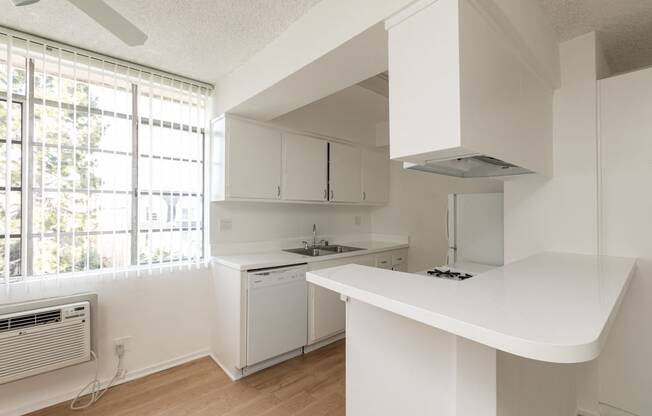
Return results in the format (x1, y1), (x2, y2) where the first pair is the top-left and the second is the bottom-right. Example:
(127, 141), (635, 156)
(0, 31), (210, 283)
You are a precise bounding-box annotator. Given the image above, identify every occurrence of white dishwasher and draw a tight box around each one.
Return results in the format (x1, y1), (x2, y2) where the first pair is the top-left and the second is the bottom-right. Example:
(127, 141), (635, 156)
(246, 264), (308, 367)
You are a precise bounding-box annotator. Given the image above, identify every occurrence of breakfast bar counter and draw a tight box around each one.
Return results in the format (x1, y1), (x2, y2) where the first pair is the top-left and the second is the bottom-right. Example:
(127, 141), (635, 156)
(307, 252), (637, 416)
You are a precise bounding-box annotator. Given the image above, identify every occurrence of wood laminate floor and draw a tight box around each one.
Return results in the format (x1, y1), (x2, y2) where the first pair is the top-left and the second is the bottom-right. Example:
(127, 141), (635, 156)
(28, 340), (345, 416)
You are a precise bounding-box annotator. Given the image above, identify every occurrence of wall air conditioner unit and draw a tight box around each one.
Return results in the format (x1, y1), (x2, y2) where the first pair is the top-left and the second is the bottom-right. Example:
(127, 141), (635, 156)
(0, 294), (97, 384)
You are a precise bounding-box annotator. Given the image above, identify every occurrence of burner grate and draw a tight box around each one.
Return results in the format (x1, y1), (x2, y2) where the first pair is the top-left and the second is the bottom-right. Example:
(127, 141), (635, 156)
(426, 268), (474, 281)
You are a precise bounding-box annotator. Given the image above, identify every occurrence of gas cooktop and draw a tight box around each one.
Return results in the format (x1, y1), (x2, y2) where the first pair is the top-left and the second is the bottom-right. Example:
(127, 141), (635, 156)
(425, 267), (475, 281)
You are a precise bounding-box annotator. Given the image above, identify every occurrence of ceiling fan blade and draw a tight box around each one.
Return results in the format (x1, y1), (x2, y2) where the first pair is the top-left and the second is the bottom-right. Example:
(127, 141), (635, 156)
(67, 0), (147, 46)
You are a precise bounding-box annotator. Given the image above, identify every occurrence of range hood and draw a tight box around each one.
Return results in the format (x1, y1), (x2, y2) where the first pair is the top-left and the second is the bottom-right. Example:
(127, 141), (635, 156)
(404, 155), (533, 178)
(385, 0), (553, 179)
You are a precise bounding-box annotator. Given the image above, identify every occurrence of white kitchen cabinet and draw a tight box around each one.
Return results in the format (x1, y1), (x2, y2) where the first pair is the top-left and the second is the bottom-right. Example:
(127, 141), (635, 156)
(361, 147), (389, 204)
(329, 142), (362, 203)
(212, 114), (388, 206)
(308, 254), (375, 345)
(282, 133), (328, 202)
(374, 253), (392, 269)
(211, 115), (282, 201)
(391, 250), (408, 272)
(307, 250), (407, 345)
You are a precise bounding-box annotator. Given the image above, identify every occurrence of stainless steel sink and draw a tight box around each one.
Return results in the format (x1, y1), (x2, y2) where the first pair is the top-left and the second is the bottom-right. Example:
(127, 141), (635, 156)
(283, 245), (364, 257)
(283, 247), (333, 257)
(321, 245), (364, 254)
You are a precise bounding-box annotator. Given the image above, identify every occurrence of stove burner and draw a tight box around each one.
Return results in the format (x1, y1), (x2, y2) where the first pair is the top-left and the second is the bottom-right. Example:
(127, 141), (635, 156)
(426, 268), (474, 281)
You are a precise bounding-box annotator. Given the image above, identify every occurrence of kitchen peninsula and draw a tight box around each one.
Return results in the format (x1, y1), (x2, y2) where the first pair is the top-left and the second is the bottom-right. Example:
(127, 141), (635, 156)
(307, 252), (636, 416)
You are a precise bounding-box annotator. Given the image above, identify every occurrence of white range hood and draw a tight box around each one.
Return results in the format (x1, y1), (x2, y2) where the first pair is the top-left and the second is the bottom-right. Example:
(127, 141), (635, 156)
(385, 0), (554, 178)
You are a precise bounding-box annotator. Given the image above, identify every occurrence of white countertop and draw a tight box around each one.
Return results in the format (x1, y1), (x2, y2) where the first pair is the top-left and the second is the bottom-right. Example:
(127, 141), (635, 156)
(306, 252), (636, 363)
(212, 240), (409, 271)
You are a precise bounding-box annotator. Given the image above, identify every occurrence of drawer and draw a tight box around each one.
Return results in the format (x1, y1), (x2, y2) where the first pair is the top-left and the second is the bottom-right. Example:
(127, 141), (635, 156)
(391, 253), (406, 266)
(375, 254), (392, 269)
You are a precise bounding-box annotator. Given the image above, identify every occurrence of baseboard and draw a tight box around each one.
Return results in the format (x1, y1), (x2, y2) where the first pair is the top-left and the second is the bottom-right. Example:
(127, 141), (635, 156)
(577, 407), (601, 416)
(208, 353), (243, 382)
(304, 332), (345, 353)
(4, 349), (210, 416)
(599, 403), (640, 416)
(242, 348), (303, 377)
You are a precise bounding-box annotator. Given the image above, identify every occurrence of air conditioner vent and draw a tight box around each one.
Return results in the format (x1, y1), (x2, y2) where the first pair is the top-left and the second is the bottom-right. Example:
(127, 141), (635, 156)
(0, 300), (91, 384)
(0, 310), (62, 334)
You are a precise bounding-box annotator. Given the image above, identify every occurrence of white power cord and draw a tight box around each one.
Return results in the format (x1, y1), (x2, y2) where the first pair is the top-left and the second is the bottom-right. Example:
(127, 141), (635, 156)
(70, 345), (125, 410)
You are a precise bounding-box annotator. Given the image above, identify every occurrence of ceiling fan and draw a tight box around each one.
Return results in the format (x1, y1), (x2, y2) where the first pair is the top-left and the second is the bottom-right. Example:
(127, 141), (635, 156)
(11, 0), (148, 46)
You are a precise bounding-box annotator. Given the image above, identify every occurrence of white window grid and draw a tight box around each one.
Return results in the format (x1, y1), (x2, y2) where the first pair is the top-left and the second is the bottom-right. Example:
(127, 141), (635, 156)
(0, 30), (211, 283)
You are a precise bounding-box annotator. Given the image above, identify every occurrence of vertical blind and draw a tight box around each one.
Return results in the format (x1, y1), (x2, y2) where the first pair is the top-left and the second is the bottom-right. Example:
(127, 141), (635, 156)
(0, 29), (211, 283)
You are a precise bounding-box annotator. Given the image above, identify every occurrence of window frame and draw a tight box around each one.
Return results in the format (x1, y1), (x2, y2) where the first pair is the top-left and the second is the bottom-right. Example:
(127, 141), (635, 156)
(1, 58), (206, 282)
(0, 91), (28, 280)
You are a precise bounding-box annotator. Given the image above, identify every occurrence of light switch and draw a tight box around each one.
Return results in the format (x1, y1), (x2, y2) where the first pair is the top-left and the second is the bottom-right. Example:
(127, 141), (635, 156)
(354, 216), (362, 226)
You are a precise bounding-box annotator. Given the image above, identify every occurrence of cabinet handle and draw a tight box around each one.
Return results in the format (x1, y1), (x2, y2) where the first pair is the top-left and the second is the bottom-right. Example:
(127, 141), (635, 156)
(330, 189), (334, 200)
(277, 185), (281, 198)
(324, 188), (328, 200)
(363, 191), (366, 201)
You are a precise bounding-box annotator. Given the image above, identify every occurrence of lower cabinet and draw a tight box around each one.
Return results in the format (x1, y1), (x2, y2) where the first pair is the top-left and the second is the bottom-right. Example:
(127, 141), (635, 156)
(307, 249), (408, 345)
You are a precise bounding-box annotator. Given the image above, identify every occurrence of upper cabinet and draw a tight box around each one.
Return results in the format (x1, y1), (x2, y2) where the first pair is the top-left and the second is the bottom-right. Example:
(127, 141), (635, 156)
(212, 116), (282, 201)
(212, 114), (388, 205)
(329, 142), (362, 203)
(282, 133), (328, 202)
(362, 148), (389, 204)
(386, 0), (553, 178)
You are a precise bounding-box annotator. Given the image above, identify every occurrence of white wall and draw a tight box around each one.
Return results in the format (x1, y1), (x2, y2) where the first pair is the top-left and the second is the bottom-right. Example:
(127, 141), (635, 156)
(502, 32), (604, 414)
(213, 0), (417, 115)
(504, 32), (603, 262)
(503, 32), (606, 415)
(270, 85), (388, 147)
(597, 65), (652, 416)
(503, 31), (652, 416)
(0, 266), (211, 416)
(211, 202), (372, 252)
(371, 162), (502, 272)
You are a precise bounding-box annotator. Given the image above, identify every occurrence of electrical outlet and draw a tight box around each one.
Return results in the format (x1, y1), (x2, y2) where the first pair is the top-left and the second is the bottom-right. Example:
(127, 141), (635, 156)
(113, 336), (133, 353)
(219, 218), (232, 232)
(354, 216), (362, 226)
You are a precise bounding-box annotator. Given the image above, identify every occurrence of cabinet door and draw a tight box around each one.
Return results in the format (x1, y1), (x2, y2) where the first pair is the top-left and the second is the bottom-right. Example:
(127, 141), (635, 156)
(329, 142), (362, 203)
(361, 148), (389, 204)
(282, 133), (328, 202)
(227, 118), (282, 200)
(308, 255), (374, 344)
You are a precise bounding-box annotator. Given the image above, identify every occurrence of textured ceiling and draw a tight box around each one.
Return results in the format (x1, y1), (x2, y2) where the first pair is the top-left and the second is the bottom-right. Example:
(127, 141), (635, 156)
(0, 0), (322, 85)
(538, 0), (652, 74)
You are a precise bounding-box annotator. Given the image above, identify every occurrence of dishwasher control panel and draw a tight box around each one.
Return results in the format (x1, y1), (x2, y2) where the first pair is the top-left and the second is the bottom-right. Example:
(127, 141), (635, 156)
(248, 265), (307, 288)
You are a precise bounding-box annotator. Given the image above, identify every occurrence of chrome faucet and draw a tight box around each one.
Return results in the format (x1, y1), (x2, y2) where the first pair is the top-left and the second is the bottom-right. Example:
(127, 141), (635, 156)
(302, 224), (328, 249)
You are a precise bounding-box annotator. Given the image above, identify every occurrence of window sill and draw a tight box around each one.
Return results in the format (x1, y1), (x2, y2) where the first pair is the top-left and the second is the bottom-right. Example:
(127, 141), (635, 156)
(4, 258), (210, 285)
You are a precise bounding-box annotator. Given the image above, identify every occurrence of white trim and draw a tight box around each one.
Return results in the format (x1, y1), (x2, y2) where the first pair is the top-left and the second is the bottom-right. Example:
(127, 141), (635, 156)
(1, 349), (210, 416)
(7, 259), (211, 287)
(596, 79), (604, 256)
(384, 0), (438, 29)
(209, 353), (243, 382)
(212, 113), (383, 152)
(599, 403), (640, 416)
(304, 332), (345, 353)
(577, 407), (601, 416)
(242, 348), (304, 377)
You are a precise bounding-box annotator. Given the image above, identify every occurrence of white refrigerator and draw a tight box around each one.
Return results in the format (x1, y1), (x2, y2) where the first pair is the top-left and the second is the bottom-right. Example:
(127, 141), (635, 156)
(446, 193), (504, 267)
